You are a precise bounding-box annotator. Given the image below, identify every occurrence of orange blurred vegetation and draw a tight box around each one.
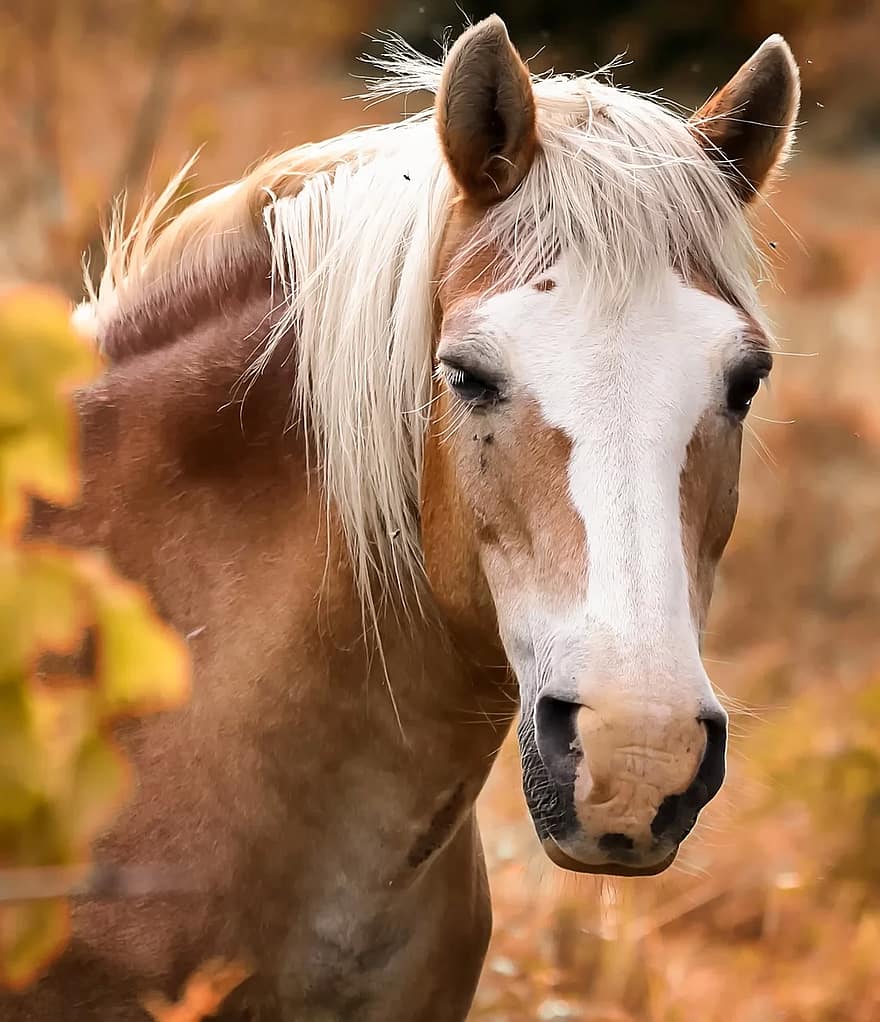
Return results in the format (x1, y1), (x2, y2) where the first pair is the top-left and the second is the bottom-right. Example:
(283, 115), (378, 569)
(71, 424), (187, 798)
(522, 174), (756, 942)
(142, 958), (253, 1022)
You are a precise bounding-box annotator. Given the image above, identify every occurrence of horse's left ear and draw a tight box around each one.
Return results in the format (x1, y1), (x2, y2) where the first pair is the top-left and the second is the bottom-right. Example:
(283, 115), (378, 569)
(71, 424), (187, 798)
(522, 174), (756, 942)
(691, 36), (800, 203)
(437, 15), (537, 205)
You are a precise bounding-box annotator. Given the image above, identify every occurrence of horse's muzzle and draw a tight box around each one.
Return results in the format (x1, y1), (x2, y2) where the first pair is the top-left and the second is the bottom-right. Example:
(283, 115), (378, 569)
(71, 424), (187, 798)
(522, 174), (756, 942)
(529, 692), (727, 875)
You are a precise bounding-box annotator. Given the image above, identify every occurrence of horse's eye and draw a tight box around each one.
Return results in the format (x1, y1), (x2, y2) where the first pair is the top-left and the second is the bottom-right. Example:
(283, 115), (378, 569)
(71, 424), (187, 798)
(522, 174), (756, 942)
(726, 365), (767, 418)
(440, 362), (499, 406)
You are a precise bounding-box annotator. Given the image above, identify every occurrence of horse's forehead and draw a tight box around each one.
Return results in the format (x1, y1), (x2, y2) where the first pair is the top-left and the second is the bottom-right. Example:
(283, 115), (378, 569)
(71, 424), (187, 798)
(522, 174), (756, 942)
(448, 255), (747, 369)
(437, 201), (754, 355)
(436, 216), (762, 466)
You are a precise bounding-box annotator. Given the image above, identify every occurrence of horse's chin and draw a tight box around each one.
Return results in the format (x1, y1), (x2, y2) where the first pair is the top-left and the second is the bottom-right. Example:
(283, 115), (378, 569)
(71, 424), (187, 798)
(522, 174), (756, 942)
(541, 839), (678, 877)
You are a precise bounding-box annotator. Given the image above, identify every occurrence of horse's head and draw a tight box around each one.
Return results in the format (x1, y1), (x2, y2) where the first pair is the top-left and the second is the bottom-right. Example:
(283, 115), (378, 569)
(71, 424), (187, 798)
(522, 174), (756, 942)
(422, 17), (799, 875)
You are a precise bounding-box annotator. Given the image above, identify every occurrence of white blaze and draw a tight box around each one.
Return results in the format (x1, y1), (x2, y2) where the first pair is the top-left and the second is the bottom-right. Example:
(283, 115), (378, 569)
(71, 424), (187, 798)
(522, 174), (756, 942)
(477, 255), (746, 701)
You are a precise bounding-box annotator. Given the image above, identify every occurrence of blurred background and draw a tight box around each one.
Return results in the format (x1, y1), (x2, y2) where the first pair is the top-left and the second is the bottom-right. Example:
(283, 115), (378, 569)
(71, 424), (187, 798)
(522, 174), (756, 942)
(2, 1), (878, 1018)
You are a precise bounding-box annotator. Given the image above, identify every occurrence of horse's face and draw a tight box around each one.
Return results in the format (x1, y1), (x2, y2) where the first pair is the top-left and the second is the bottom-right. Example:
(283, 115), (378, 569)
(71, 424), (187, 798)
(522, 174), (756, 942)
(423, 18), (799, 875)
(433, 248), (769, 874)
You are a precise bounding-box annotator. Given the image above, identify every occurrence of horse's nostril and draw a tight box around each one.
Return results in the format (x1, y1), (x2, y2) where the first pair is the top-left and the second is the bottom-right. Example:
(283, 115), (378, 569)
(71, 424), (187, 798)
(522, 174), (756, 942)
(534, 694), (581, 786)
(651, 713), (728, 842)
(697, 712), (728, 803)
(598, 832), (634, 855)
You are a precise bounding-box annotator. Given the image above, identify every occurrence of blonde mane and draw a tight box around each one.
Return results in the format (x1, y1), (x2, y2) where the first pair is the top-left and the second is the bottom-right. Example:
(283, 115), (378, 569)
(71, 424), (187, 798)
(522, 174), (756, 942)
(81, 41), (767, 613)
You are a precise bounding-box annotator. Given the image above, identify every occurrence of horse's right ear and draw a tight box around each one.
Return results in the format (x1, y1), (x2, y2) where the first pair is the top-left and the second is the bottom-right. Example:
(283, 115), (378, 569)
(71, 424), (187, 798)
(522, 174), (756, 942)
(437, 16), (537, 206)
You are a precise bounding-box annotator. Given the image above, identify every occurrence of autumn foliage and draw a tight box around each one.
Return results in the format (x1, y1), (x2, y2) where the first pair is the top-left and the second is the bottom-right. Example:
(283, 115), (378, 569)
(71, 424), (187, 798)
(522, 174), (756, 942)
(0, 289), (189, 988)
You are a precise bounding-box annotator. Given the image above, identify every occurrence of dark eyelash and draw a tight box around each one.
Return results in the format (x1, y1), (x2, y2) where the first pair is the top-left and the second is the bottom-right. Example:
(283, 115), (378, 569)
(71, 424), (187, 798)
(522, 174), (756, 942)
(439, 362), (500, 406)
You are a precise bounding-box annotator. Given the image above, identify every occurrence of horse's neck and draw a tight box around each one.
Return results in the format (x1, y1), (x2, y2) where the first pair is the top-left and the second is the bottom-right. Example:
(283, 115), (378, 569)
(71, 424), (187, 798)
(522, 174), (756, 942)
(28, 282), (513, 1007)
(41, 281), (515, 877)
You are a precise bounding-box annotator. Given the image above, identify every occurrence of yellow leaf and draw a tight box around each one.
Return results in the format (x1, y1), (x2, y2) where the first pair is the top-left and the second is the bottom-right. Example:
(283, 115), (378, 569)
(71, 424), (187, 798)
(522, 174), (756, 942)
(0, 545), (86, 680)
(0, 899), (69, 990)
(26, 688), (126, 851)
(78, 555), (190, 716)
(0, 288), (99, 538)
(65, 733), (129, 849)
(0, 678), (44, 834)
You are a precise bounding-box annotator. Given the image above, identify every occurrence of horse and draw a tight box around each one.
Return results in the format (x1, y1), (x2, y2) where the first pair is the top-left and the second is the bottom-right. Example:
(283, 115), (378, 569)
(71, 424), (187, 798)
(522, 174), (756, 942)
(9, 15), (800, 1021)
